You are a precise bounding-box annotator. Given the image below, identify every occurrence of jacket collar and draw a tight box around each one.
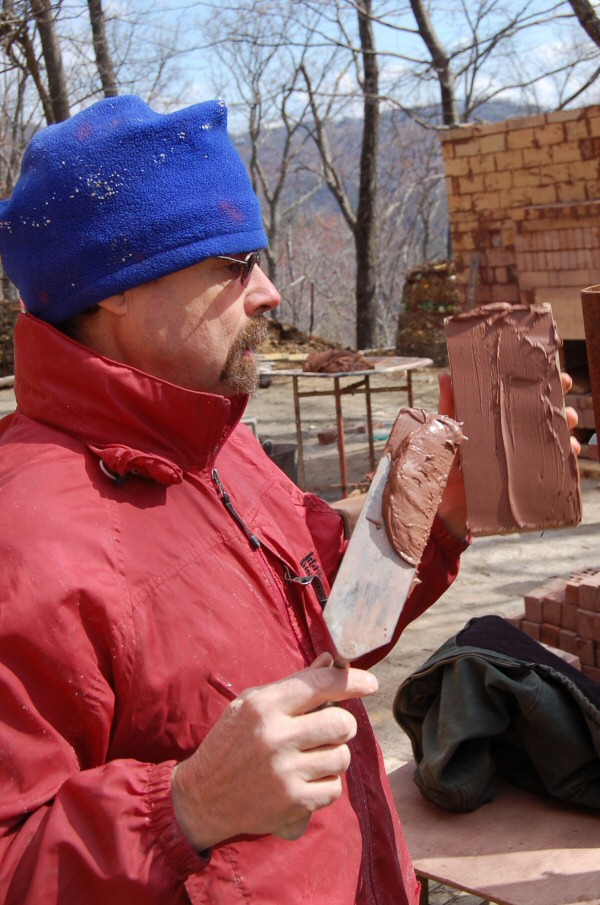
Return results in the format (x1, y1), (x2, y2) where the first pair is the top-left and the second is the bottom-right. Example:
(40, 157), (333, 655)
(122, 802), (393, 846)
(14, 314), (248, 481)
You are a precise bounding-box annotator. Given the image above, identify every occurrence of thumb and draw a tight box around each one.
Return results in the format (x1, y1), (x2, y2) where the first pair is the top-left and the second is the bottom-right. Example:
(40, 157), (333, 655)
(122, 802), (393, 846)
(310, 651), (334, 669)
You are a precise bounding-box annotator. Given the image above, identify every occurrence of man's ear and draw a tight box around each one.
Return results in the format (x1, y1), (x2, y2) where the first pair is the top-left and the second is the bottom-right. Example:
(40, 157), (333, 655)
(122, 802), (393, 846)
(98, 293), (128, 316)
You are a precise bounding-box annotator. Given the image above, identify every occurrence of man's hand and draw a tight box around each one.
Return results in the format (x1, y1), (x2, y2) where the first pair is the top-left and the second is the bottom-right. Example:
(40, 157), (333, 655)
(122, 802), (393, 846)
(329, 493), (366, 538)
(561, 372), (581, 457)
(436, 370), (581, 540)
(171, 653), (377, 851)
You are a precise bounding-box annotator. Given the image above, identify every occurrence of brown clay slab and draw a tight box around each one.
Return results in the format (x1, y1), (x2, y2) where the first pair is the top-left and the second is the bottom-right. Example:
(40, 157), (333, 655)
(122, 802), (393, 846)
(445, 303), (581, 536)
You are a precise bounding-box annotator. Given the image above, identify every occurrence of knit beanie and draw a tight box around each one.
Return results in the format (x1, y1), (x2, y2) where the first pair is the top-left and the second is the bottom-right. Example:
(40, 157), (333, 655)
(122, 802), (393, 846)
(0, 96), (268, 324)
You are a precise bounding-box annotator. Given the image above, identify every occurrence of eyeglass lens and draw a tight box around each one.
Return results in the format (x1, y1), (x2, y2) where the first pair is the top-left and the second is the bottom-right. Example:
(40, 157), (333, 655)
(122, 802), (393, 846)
(241, 251), (260, 285)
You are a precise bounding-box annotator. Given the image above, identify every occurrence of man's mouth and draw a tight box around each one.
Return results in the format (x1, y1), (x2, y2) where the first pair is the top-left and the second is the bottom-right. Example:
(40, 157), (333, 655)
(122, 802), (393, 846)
(239, 318), (270, 355)
(220, 317), (271, 393)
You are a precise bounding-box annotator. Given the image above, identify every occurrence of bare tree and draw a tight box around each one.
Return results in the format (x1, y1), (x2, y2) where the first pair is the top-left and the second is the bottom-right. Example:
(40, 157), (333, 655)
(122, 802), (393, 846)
(206, 2), (320, 291)
(377, 117), (448, 342)
(30, 0), (69, 121)
(281, 209), (356, 343)
(87, 0), (117, 97)
(355, 0), (379, 348)
(1, 0), (58, 124)
(198, 0), (455, 347)
(298, 0), (383, 348)
(568, 0), (600, 47)
(0, 0), (190, 128)
(408, 0), (459, 126)
(374, 0), (599, 123)
(0, 66), (35, 300)
(273, 0), (598, 345)
(0, 0), (198, 312)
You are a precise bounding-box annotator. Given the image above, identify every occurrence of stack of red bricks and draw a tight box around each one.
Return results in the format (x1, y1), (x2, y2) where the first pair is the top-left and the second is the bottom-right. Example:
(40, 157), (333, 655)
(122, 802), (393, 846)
(510, 567), (600, 682)
(439, 104), (600, 310)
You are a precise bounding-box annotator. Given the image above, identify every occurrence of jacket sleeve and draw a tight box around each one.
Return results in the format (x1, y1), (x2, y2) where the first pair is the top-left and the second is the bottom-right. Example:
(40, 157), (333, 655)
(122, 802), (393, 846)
(0, 582), (207, 904)
(350, 515), (470, 670)
(302, 488), (469, 658)
(396, 514), (470, 633)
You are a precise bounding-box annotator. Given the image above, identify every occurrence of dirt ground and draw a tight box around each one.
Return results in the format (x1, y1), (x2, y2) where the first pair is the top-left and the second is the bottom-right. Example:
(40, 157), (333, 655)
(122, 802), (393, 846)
(245, 365), (600, 772)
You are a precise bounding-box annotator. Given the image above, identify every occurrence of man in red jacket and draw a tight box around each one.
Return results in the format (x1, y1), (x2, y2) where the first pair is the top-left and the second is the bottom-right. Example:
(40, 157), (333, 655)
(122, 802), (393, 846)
(0, 96), (473, 904)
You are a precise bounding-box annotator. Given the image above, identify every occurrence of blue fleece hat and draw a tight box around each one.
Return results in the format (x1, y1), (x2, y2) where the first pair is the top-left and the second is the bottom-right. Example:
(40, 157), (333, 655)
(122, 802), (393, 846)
(0, 95), (268, 324)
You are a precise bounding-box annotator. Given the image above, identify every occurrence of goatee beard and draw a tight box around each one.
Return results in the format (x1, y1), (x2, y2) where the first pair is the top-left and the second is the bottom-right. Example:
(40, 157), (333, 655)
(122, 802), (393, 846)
(220, 317), (270, 395)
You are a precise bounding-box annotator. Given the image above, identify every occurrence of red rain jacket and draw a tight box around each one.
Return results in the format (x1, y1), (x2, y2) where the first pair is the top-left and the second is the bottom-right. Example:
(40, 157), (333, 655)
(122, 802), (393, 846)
(0, 315), (466, 904)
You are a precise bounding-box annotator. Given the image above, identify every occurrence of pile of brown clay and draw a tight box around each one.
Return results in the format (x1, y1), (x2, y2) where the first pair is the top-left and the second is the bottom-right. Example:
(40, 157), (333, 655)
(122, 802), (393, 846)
(445, 303), (581, 536)
(382, 408), (464, 566)
(302, 349), (374, 373)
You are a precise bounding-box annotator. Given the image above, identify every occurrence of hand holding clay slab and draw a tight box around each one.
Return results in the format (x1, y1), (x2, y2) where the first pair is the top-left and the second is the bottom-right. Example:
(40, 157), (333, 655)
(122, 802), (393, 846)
(445, 303), (581, 537)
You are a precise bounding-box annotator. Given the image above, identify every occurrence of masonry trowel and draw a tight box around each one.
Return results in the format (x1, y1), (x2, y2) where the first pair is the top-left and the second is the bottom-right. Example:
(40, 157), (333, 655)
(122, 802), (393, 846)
(323, 408), (463, 664)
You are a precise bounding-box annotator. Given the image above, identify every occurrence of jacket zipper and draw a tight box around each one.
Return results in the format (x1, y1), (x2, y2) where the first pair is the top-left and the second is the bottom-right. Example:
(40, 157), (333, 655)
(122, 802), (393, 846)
(283, 565), (328, 608)
(211, 467), (320, 662)
(211, 468), (328, 606)
(212, 468), (261, 549)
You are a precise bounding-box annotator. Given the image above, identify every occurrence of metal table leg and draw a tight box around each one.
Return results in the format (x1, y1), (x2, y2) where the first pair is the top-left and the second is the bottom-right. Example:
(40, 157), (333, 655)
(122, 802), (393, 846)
(364, 373), (376, 472)
(292, 376), (306, 489)
(333, 376), (348, 497)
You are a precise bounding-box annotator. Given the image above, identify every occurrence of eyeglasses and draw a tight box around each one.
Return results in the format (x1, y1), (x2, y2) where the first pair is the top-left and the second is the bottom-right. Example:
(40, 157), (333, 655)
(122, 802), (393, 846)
(216, 251), (262, 287)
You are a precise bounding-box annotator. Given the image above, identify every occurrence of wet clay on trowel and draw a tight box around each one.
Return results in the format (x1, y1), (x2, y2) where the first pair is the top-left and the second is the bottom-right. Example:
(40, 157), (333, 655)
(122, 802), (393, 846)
(382, 409), (464, 565)
(445, 303), (581, 536)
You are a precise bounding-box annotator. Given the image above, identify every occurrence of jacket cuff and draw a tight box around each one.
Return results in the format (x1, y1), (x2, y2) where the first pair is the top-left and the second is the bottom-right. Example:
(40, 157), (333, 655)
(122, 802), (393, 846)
(430, 513), (471, 558)
(146, 761), (211, 878)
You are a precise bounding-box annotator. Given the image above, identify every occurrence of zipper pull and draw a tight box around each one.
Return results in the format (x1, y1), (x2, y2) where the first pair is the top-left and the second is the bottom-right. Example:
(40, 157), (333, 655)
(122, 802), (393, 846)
(212, 468), (261, 549)
(282, 565), (328, 608)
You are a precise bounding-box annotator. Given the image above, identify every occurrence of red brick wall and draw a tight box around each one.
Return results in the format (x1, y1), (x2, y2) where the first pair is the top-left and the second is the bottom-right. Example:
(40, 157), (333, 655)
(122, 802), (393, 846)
(440, 105), (600, 339)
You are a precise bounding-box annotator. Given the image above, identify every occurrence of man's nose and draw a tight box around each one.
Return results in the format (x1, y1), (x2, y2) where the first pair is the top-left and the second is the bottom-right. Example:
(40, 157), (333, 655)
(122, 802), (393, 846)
(245, 264), (281, 316)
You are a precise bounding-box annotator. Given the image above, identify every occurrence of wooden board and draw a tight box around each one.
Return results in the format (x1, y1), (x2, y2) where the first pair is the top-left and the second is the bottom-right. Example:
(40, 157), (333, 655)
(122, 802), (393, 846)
(389, 762), (600, 905)
(534, 288), (586, 340)
(262, 356), (433, 379)
(581, 286), (600, 445)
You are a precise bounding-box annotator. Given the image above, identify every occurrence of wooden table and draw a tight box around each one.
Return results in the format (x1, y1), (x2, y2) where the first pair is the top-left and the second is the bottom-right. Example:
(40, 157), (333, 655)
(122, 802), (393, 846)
(389, 762), (600, 905)
(262, 356), (432, 496)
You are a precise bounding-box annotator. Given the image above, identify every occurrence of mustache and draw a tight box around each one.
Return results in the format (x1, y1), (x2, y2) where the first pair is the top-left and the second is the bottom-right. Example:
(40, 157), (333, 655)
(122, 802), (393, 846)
(240, 317), (270, 348)
(220, 316), (270, 393)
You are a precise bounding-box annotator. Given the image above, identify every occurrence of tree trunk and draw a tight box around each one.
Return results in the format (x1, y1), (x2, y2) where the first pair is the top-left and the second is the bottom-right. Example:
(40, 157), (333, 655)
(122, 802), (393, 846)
(567, 0), (600, 47)
(409, 0), (459, 127)
(31, 0), (69, 122)
(88, 0), (118, 96)
(355, 0), (379, 350)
